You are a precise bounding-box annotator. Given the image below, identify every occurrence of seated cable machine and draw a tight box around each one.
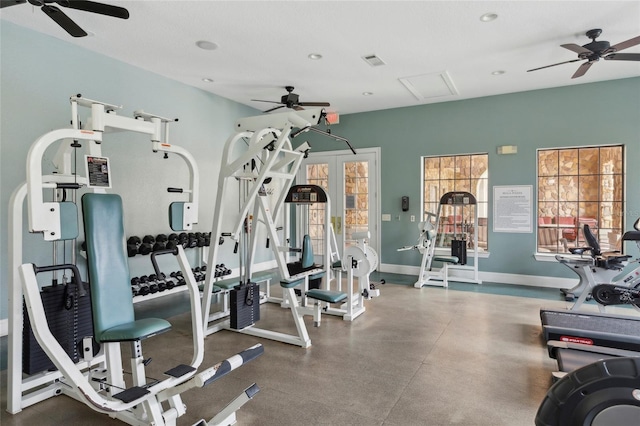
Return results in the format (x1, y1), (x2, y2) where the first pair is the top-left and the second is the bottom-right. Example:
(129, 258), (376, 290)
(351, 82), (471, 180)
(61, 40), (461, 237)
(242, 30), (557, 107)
(283, 184), (378, 325)
(403, 191), (481, 288)
(8, 95), (263, 425)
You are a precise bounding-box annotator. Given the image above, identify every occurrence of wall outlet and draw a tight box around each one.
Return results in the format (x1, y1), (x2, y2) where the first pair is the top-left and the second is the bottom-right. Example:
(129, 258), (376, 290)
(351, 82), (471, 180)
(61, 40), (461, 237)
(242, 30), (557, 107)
(410, 215), (415, 222)
(396, 215), (401, 221)
(382, 214), (391, 222)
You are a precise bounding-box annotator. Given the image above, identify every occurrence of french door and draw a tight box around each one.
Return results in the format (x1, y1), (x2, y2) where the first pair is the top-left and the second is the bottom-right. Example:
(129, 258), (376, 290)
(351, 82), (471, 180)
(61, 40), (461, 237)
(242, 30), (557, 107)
(298, 148), (380, 266)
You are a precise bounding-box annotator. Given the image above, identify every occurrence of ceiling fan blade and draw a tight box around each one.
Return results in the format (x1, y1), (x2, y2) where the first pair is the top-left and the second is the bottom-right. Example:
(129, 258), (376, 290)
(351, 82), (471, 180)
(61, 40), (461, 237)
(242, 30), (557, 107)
(0, 0), (26, 9)
(58, 1), (129, 19)
(571, 61), (593, 79)
(251, 99), (282, 104)
(526, 59), (581, 72)
(42, 5), (87, 37)
(263, 105), (284, 113)
(604, 52), (640, 61)
(561, 43), (593, 55)
(605, 35), (640, 53)
(297, 102), (331, 107)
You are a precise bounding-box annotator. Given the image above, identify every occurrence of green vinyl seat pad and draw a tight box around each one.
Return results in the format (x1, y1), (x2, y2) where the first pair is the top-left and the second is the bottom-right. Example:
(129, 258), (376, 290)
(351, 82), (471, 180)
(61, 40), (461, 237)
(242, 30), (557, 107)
(99, 318), (171, 342)
(306, 289), (347, 304)
(434, 255), (458, 264)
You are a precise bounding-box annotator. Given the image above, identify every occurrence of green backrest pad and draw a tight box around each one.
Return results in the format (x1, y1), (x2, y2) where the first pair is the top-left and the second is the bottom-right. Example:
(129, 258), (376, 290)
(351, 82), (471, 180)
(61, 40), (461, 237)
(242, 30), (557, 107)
(82, 194), (170, 342)
(82, 194), (135, 340)
(169, 202), (185, 231)
(301, 235), (314, 269)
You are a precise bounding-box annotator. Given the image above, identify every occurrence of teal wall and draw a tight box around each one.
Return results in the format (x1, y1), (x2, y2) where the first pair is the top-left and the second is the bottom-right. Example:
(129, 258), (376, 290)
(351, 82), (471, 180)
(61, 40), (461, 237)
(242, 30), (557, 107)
(0, 22), (259, 319)
(2, 21), (639, 321)
(302, 78), (640, 278)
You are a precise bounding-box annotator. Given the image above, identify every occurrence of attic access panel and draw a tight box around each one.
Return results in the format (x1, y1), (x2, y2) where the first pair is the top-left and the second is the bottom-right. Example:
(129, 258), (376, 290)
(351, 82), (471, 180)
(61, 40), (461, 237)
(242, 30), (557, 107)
(399, 71), (459, 101)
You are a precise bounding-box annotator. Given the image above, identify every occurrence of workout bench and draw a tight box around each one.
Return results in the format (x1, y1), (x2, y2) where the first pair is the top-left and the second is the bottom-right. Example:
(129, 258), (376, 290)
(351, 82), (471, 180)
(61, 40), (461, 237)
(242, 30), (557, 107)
(19, 193), (263, 425)
(280, 235), (347, 327)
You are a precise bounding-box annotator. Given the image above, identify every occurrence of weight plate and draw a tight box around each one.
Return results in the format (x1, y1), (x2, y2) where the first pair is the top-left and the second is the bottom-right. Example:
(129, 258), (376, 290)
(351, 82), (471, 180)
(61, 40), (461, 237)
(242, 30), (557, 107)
(344, 246), (370, 278)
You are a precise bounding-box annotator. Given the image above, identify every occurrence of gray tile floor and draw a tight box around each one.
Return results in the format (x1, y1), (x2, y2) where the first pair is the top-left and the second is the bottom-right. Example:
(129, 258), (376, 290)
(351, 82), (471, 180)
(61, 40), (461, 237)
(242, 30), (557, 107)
(1, 279), (572, 426)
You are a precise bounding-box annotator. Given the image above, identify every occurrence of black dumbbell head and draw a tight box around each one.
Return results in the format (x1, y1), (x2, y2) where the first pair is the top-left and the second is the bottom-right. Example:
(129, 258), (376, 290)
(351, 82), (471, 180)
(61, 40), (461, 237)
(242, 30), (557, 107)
(128, 236), (142, 245)
(153, 241), (166, 251)
(127, 244), (138, 257)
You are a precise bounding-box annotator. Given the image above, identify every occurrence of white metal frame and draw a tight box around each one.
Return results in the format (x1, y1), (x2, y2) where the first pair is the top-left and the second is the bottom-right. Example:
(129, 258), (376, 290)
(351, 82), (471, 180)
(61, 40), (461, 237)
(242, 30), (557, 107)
(8, 96), (260, 425)
(201, 108), (326, 348)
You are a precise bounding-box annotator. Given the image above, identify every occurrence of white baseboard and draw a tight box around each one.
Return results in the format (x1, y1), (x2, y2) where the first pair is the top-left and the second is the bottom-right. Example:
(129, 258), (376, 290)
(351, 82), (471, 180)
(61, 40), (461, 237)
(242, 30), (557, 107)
(379, 263), (575, 289)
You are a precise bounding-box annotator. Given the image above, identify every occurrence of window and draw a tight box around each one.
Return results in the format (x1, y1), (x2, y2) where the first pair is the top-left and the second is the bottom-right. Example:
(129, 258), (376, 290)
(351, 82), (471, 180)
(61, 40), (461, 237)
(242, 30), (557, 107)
(537, 145), (624, 254)
(422, 153), (489, 250)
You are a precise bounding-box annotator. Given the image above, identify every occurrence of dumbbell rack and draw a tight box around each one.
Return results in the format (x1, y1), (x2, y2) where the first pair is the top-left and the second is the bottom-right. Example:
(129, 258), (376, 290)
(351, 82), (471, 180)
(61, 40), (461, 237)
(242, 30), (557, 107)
(130, 264), (232, 303)
(122, 231), (232, 303)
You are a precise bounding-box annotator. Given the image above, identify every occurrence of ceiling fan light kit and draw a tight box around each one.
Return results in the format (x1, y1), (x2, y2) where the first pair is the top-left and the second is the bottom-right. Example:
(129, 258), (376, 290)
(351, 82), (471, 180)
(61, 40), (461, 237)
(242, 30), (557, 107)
(527, 28), (640, 79)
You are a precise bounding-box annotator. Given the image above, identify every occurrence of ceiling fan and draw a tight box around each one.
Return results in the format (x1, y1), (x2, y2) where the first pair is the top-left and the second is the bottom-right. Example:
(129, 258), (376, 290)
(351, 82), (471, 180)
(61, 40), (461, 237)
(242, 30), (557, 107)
(527, 29), (640, 79)
(252, 86), (330, 113)
(0, 1), (129, 38)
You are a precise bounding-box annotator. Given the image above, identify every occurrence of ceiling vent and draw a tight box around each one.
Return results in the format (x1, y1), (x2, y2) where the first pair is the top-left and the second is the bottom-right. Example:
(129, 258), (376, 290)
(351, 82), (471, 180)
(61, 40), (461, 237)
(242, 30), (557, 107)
(362, 54), (386, 67)
(399, 71), (459, 100)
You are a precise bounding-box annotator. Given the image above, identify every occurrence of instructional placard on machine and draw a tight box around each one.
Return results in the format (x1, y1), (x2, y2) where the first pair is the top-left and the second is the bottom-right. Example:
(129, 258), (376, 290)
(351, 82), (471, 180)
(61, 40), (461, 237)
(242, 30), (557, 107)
(493, 185), (532, 233)
(85, 155), (112, 188)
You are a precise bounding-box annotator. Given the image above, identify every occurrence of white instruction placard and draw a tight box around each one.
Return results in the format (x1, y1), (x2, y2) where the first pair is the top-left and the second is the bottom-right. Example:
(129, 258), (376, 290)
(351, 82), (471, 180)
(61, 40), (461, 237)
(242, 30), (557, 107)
(493, 185), (532, 233)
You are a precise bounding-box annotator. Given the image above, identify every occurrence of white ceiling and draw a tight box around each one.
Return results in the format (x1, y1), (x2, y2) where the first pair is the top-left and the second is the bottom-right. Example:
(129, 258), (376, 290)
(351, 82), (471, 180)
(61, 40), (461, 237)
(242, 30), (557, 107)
(2, 1), (640, 115)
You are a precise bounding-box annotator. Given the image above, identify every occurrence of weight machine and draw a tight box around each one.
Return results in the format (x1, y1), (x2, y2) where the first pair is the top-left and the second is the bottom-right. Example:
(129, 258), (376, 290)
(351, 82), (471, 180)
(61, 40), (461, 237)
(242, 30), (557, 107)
(201, 108), (349, 347)
(7, 95), (262, 425)
(399, 191), (482, 288)
(284, 185), (381, 324)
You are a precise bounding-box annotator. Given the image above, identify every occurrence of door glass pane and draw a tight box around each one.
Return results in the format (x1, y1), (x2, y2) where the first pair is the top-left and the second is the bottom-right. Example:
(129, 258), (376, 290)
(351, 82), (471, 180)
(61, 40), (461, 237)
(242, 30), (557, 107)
(306, 163), (329, 255)
(344, 161), (369, 246)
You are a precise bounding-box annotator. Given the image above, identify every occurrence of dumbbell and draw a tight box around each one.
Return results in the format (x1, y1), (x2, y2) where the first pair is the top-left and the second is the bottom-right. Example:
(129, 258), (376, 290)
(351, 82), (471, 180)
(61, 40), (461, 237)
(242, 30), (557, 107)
(140, 275), (158, 294)
(170, 271), (185, 286)
(132, 276), (150, 296)
(221, 264), (231, 276)
(203, 232), (211, 247)
(192, 267), (205, 282)
(149, 273), (167, 292)
(163, 272), (177, 289)
(194, 232), (206, 247)
(139, 235), (155, 255)
(179, 233), (189, 247)
(184, 233), (198, 249)
(127, 236), (142, 257)
(166, 233), (179, 251)
(153, 234), (168, 252)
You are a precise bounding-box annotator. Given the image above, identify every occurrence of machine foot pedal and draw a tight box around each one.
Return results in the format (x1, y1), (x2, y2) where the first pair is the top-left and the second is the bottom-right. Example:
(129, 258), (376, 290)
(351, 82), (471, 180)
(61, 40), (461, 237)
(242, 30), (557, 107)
(113, 386), (150, 403)
(165, 364), (196, 378)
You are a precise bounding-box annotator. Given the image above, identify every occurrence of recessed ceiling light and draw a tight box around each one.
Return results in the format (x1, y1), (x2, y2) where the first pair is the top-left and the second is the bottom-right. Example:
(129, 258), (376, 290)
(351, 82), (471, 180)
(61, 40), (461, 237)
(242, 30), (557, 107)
(196, 40), (218, 50)
(362, 92), (373, 96)
(308, 53), (323, 60)
(480, 13), (498, 22)
(202, 78), (214, 83)
(491, 70), (505, 75)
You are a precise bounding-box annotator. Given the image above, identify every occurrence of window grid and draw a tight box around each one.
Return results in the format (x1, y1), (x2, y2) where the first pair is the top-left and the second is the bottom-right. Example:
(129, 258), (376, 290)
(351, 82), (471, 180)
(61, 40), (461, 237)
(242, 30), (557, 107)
(537, 145), (624, 254)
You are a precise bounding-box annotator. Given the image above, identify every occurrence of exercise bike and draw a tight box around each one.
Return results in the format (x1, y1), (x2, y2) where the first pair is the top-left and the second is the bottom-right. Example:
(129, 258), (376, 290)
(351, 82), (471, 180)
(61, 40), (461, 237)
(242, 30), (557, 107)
(556, 220), (640, 312)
